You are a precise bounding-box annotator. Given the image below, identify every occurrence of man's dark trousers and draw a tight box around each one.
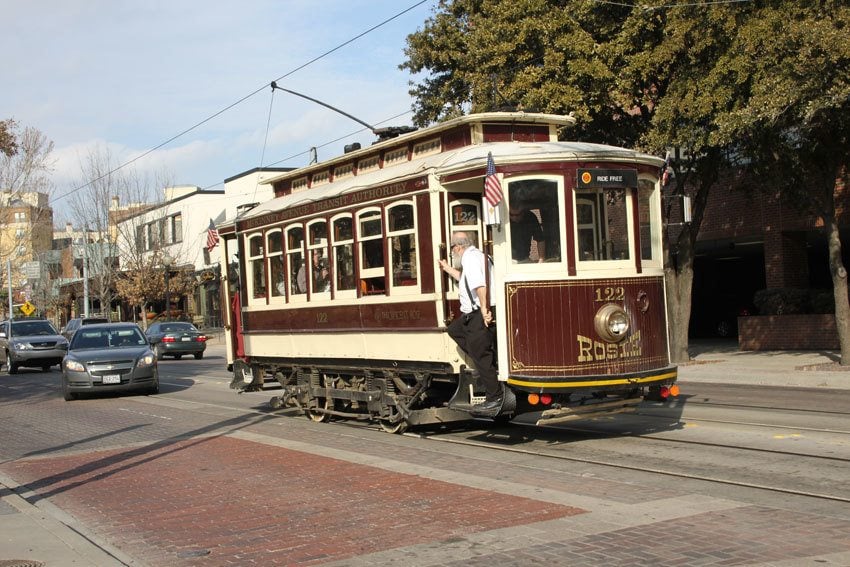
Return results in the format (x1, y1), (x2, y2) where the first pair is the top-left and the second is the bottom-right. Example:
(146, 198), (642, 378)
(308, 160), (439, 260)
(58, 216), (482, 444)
(447, 310), (500, 400)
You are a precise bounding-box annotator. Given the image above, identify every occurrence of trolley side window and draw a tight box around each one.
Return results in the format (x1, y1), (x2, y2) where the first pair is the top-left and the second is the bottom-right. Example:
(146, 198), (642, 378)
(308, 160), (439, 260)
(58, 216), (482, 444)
(286, 225), (306, 297)
(576, 187), (630, 262)
(332, 215), (356, 293)
(638, 178), (660, 263)
(267, 230), (285, 298)
(507, 179), (561, 263)
(307, 220), (330, 296)
(358, 209), (385, 295)
(387, 202), (418, 289)
(247, 234), (266, 299)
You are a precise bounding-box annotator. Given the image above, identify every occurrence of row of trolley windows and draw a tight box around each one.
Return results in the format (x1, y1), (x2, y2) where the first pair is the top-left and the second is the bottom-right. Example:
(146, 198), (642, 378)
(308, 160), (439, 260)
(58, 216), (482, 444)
(243, 178), (660, 303)
(246, 201), (418, 301)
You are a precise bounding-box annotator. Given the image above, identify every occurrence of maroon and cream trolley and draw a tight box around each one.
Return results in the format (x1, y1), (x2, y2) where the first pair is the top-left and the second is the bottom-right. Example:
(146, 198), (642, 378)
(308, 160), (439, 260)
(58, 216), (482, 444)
(218, 112), (678, 432)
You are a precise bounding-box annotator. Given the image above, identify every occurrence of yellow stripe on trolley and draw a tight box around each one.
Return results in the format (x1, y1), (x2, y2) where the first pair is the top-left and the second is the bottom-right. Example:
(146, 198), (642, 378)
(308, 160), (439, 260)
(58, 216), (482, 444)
(507, 370), (678, 389)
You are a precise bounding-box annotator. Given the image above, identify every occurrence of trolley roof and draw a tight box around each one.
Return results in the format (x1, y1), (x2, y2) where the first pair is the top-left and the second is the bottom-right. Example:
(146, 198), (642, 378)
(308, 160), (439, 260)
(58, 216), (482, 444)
(223, 112), (664, 231)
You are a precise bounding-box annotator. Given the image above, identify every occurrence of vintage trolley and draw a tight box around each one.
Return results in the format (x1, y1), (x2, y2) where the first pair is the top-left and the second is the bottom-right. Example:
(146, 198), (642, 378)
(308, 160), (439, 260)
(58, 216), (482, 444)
(218, 112), (678, 432)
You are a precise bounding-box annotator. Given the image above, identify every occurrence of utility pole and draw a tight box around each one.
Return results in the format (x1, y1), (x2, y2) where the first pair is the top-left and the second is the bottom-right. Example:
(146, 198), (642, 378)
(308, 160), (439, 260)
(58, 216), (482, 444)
(6, 259), (12, 319)
(82, 235), (90, 317)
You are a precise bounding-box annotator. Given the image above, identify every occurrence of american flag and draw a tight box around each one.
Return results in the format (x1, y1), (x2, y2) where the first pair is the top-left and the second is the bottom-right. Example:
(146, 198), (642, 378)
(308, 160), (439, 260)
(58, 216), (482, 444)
(205, 219), (220, 252)
(483, 152), (503, 207)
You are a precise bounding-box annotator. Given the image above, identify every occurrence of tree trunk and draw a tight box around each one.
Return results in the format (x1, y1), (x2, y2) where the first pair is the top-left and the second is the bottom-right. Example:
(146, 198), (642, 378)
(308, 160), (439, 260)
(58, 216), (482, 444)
(826, 218), (850, 364)
(664, 234), (696, 363)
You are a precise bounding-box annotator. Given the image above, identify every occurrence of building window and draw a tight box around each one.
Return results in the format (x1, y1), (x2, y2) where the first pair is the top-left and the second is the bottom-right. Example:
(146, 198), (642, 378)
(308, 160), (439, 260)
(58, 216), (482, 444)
(14, 212), (26, 222)
(171, 214), (183, 244)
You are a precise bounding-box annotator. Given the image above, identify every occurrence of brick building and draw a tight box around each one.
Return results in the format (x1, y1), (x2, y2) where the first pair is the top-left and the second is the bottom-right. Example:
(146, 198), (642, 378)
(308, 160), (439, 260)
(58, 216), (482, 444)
(689, 168), (849, 348)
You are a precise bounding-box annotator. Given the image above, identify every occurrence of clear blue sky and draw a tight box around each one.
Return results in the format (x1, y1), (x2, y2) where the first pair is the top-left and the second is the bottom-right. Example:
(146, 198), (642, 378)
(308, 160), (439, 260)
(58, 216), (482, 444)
(2, 1), (435, 210)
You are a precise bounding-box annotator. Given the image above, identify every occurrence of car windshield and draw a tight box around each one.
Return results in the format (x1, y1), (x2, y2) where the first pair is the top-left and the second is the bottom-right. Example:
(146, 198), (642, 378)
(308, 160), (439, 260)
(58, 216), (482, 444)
(12, 321), (58, 336)
(71, 328), (147, 349)
(160, 323), (196, 332)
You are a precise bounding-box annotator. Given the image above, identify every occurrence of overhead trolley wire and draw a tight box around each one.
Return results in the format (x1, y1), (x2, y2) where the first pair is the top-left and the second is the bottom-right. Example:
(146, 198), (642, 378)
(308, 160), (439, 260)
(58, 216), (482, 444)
(52, 0), (430, 205)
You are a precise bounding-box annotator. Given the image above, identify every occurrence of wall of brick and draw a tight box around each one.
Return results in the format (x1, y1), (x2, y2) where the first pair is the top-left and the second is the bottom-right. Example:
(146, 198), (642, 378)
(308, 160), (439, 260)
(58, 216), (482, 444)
(738, 314), (838, 350)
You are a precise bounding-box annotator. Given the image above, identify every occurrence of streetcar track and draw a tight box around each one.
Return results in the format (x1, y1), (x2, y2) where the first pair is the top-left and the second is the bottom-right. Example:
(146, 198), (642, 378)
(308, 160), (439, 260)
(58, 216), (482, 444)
(667, 400), (850, 416)
(414, 431), (850, 504)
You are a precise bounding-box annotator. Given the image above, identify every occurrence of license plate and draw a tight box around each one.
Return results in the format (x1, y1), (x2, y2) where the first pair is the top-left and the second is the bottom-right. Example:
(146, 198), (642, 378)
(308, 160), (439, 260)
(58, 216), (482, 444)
(102, 374), (121, 384)
(181, 337), (192, 342)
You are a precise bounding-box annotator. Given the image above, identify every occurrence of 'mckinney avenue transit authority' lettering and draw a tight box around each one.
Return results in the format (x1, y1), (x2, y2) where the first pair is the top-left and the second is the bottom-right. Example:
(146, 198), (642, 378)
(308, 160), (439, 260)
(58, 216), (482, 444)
(374, 309), (422, 322)
(576, 331), (642, 362)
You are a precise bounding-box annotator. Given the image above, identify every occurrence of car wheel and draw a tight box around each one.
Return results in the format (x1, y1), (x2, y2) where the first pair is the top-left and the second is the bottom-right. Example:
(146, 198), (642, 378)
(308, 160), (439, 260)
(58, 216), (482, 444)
(62, 382), (77, 401)
(155, 344), (165, 360)
(7, 352), (18, 375)
(42, 364), (52, 372)
(174, 354), (182, 360)
(194, 352), (204, 360)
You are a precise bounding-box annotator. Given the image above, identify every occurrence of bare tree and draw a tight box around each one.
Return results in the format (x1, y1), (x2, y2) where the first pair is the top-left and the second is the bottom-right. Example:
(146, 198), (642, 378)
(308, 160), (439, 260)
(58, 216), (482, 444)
(0, 121), (55, 317)
(69, 145), (191, 324)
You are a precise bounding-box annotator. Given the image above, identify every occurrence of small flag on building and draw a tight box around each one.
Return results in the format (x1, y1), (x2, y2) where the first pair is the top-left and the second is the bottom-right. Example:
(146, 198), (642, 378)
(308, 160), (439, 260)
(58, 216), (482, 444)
(205, 219), (220, 252)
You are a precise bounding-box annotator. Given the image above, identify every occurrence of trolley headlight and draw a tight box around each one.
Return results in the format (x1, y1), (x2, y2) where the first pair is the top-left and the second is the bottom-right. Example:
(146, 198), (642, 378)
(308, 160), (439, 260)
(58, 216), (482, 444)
(594, 303), (630, 342)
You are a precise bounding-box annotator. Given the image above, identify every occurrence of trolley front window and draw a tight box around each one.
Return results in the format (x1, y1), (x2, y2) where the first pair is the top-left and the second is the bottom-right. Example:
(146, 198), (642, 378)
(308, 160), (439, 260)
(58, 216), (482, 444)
(507, 178), (561, 263)
(576, 187), (630, 262)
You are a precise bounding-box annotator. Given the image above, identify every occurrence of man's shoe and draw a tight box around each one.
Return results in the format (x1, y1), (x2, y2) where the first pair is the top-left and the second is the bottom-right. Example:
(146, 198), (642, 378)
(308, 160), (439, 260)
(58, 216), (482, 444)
(471, 396), (503, 415)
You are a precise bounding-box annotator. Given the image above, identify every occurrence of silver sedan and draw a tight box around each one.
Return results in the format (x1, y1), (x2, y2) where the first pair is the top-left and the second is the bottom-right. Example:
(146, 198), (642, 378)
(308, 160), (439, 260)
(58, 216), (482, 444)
(62, 323), (159, 401)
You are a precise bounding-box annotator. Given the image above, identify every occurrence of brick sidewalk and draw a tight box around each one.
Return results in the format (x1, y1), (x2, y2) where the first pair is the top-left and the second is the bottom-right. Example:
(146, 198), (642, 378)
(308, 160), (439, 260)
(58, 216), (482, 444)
(4, 422), (850, 566)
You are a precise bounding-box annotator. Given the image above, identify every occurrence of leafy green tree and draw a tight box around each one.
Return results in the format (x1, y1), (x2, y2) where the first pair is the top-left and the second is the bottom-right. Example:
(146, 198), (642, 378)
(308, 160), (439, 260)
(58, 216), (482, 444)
(403, 0), (738, 360)
(709, 2), (850, 362)
(0, 119), (18, 157)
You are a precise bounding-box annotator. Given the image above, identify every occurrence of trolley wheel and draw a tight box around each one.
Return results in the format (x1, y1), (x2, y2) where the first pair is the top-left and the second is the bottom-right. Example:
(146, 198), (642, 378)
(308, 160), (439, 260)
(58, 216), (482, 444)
(304, 375), (332, 423)
(378, 405), (409, 434)
(379, 419), (409, 434)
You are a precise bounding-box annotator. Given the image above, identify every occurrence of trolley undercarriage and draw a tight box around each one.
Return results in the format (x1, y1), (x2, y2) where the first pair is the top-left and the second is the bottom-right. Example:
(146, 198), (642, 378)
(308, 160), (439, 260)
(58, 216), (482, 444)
(230, 358), (677, 432)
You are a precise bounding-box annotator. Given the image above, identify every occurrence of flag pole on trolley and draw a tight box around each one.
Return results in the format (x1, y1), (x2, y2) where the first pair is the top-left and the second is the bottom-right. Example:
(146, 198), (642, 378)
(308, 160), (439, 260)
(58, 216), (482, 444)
(482, 151), (502, 226)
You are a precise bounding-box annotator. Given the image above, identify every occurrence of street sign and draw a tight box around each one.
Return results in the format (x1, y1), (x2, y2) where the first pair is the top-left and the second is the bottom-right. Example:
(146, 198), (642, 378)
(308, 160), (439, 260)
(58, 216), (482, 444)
(20, 301), (36, 316)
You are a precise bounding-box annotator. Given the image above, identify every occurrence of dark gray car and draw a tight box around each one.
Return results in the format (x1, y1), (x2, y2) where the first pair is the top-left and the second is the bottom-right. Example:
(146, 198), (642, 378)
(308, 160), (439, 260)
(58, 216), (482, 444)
(60, 316), (109, 342)
(0, 318), (69, 373)
(62, 322), (158, 401)
(145, 322), (208, 360)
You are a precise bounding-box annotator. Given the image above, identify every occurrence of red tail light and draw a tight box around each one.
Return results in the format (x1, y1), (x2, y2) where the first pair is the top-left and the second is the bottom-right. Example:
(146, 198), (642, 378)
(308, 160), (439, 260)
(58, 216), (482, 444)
(197, 335), (208, 342)
(162, 336), (176, 343)
(540, 394), (553, 405)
